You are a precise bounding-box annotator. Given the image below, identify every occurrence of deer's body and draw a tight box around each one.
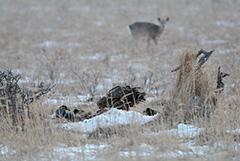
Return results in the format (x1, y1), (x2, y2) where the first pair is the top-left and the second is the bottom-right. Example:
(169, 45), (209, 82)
(129, 17), (169, 47)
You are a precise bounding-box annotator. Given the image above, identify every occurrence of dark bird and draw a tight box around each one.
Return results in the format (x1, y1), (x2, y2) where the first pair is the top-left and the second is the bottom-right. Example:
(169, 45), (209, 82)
(143, 108), (158, 116)
(55, 105), (70, 118)
(217, 67), (229, 89)
(73, 108), (92, 121)
(196, 49), (215, 71)
(64, 112), (75, 122)
(73, 109), (85, 114)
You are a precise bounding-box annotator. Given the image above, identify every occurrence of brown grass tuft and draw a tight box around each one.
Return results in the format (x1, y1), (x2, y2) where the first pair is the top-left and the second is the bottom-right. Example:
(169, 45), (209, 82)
(173, 50), (210, 121)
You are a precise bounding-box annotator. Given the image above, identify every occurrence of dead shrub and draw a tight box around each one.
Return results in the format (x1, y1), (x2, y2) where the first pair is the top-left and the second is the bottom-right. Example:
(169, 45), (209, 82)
(171, 49), (214, 121)
(0, 70), (55, 131)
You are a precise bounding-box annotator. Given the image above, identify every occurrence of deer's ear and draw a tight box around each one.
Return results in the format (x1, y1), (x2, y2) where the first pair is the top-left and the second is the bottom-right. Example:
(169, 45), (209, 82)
(166, 17), (169, 21)
(158, 17), (161, 21)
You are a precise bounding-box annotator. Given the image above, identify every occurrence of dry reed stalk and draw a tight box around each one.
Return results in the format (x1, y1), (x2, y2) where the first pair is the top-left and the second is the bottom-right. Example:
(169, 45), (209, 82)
(172, 50), (211, 121)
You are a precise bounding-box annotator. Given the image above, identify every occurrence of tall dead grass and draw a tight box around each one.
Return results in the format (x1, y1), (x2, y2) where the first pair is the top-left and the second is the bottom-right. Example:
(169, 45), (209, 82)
(171, 50), (211, 121)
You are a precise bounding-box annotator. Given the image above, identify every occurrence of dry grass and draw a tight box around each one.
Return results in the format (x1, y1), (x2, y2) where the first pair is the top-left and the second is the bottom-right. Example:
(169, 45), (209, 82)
(1, 0), (240, 160)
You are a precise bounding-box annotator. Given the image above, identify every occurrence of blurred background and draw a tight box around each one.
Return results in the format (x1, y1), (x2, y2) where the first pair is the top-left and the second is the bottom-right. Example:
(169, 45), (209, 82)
(0, 0), (239, 107)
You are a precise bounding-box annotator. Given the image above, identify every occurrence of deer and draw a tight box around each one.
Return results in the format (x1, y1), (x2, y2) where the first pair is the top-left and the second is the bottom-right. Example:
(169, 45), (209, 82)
(129, 17), (169, 48)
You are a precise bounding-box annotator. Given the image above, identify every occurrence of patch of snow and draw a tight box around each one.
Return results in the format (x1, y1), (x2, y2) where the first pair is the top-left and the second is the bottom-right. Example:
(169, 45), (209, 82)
(40, 41), (57, 48)
(119, 143), (155, 157)
(53, 143), (109, 160)
(110, 54), (128, 62)
(188, 4), (200, 11)
(200, 40), (227, 45)
(226, 129), (240, 134)
(40, 41), (82, 48)
(29, 6), (42, 11)
(177, 27), (184, 33)
(43, 27), (52, 33)
(217, 49), (239, 54)
(81, 7), (90, 13)
(216, 21), (240, 28)
(45, 99), (58, 105)
(0, 145), (16, 155)
(184, 140), (209, 156)
(67, 42), (81, 47)
(94, 21), (105, 26)
(56, 79), (76, 84)
(159, 140), (210, 158)
(69, 6), (89, 13)
(60, 108), (158, 133)
(45, 94), (94, 105)
(102, 78), (113, 87)
(119, 151), (137, 157)
(80, 52), (102, 60)
(145, 124), (204, 138)
(145, 97), (156, 102)
(128, 62), (148, 70)
(176, 124), (204, 138)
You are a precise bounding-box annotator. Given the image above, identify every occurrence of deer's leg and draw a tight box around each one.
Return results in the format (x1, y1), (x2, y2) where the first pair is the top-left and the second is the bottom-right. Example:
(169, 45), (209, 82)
(133, 38), (138, 48)
(147, 37), (151, 48)
(130, 36), (138, 48)
(153, 38), (158, 45)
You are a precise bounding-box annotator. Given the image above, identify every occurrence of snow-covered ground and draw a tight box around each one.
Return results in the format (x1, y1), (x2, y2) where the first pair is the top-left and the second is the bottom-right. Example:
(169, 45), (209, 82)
(1, 106), (240, 160)
(56, 108), (238, 160)
(61, 108), (158, 133)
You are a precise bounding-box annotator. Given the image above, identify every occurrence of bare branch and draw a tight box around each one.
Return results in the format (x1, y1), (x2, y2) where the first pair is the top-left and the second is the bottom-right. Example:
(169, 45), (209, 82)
(171, 65), (181, 72)
(171, 49), (215, 72)
(196, 49), (215, 71)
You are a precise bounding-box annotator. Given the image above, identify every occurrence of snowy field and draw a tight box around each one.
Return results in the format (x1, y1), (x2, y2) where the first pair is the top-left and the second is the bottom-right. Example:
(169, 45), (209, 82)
(2, 109), (240, 160)
(1, 0), (240, 160)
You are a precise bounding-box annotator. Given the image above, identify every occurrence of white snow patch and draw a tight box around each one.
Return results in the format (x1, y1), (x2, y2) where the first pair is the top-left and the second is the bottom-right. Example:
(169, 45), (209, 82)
(61, 108), (158, 133)
(94, 21), (105, 26)
(0, 145), (16, 155)
(110, 54), (128, 62)
(175, 124), (204, 138)
(45, 98), (59, 105)
(40, 41), (82, 48)
(200, 40), (227, 45)
(40, 41), (57, 48)
(226, 129), (240, 134)
(45, 95), (94, 106)
(119, 143), (154, 157)
(81, 7), (90, 13)
(43, 27), (52, 33)
(145, 124), (204, 138)
(45, 94), (94, 105)
(80, 52), (102, 60)
(53, 143), (109, 160)
(216, 21), (240, 28)
(177, 27), (184, 33)
(218, 48), (239, 54)
(119, 151), (137, 157)
(69, 6), (90, 13)
(128, 62), (148, 70)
